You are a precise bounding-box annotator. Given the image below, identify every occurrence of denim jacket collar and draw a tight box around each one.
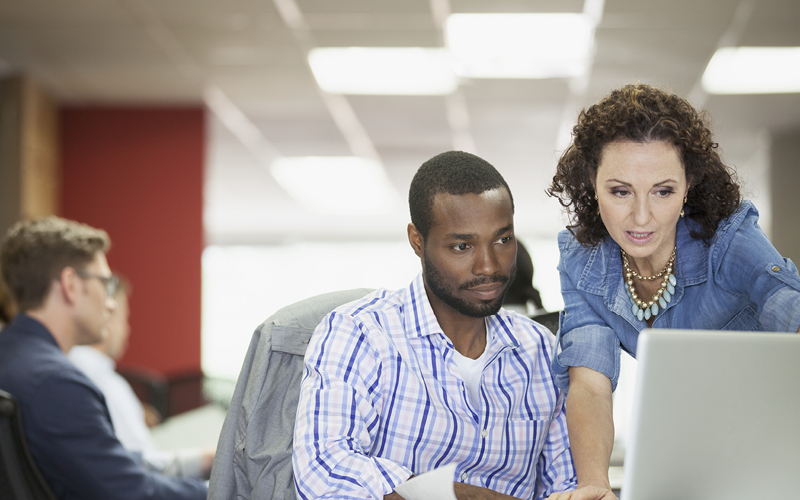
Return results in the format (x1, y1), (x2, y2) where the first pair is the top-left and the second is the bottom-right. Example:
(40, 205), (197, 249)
(575, 217), (710, 327)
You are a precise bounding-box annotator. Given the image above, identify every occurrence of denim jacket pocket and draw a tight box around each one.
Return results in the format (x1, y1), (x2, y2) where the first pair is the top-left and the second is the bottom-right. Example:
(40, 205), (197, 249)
(720, 304), (760, 331)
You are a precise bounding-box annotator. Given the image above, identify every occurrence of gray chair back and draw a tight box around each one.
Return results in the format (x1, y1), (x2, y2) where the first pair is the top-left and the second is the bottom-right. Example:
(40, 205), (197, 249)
(208, 288), (373, 500)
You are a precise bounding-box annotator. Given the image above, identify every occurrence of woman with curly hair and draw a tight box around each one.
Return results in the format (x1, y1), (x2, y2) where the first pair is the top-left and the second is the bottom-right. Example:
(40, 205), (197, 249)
(547, 83), (800, 499)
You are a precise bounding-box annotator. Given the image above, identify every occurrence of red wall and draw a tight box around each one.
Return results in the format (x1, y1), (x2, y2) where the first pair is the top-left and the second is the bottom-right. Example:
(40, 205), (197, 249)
(60, 107), (204, 376)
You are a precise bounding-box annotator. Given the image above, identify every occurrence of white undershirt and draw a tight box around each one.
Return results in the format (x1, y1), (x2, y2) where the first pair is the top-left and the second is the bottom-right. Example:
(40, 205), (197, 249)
(68, 346), (204, 478)
(451, 320), (491, 408)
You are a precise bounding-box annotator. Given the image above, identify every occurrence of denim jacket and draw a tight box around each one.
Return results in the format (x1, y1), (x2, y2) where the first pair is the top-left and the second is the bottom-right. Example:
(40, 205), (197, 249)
(552, 201), (800, 391)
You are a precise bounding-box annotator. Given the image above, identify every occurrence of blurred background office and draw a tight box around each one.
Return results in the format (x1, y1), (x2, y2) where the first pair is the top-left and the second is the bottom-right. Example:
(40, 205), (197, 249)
(1, 0), (799, 465)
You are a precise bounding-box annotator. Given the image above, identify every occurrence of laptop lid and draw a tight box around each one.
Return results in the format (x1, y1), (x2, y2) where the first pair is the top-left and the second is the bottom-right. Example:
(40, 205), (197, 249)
(621, 329), (800, 500)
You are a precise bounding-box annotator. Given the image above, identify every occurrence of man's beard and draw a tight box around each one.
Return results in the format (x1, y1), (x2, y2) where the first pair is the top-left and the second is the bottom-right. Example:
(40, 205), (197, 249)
(423, 253), (516, 318)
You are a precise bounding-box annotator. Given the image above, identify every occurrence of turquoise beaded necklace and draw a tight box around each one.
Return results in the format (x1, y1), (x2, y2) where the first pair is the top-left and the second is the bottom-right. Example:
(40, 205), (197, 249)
(621, 247), (676, 322)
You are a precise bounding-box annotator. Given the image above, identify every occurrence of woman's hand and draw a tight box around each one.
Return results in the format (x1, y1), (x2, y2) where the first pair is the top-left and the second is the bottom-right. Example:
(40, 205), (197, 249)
(546, 484), (617, 500)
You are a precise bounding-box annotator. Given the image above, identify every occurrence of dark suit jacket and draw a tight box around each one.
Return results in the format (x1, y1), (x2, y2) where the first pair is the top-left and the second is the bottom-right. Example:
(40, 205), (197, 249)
(0, 314), (207, 500)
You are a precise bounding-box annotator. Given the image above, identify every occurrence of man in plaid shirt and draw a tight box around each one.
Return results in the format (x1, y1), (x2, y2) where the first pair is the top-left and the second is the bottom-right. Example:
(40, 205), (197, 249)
(293, 151), (577, 500)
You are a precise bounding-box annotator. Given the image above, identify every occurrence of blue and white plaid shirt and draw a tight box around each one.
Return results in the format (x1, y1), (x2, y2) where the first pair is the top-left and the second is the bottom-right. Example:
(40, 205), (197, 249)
(293, 273), (576, 500)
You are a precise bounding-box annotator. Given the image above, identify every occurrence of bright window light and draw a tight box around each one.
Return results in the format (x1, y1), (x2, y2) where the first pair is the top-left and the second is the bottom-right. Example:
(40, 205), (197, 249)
(308, 47), (457, 95)
(702, 47), (800, 94)
(201, 236), (562, 381)
(270, 156), (400, 214)
(201, 242), (422, 380)
(446, 13), (595, 79)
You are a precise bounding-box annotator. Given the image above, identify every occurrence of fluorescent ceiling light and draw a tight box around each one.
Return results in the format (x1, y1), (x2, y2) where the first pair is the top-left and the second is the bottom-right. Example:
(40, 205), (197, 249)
(308, 47), (457, 95)
(446, 13), (595, 79)
(270, 157), (400, 215)
(702, 47), (800, 94)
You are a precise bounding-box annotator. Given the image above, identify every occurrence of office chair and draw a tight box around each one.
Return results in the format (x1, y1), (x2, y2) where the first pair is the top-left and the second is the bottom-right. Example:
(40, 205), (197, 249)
(530, 310), (561, 336)
(0, 389), (57, 500)
(207, 288), (373, 500)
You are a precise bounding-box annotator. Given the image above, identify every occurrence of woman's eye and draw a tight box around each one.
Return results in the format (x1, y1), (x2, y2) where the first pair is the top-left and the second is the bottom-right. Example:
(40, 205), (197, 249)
(655, 188), (674, 197)
(611, 189), (630, 197)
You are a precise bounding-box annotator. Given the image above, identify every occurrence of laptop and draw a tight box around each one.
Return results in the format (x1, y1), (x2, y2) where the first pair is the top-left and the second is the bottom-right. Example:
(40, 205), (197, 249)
(621, 329), (800, 500)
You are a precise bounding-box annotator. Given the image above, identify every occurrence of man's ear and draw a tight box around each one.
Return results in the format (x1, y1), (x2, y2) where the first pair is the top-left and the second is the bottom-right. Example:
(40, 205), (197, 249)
(58, 266), (81, 305)
(407, 223), (424, 259)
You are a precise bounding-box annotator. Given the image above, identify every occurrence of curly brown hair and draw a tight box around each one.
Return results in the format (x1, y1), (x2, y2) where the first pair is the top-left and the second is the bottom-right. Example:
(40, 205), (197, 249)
(547, 83), (741, 246)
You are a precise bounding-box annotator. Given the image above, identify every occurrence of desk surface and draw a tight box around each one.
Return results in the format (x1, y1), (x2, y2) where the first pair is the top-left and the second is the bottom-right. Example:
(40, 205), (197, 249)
(150, 403), (227, 450)
(153, 404), (626, 493)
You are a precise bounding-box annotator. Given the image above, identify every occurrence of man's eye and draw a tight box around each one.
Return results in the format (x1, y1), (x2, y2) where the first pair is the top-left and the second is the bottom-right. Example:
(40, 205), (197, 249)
(498, 236), (512, 244)
(454, 243), (469, 251)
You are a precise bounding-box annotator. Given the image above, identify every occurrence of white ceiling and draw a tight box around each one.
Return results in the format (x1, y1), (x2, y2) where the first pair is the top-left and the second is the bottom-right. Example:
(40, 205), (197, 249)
(1, 0), (798, 244)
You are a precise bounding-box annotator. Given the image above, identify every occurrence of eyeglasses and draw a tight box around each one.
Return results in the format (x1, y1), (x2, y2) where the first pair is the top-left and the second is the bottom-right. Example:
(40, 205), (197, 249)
(74, 269), (120, 297)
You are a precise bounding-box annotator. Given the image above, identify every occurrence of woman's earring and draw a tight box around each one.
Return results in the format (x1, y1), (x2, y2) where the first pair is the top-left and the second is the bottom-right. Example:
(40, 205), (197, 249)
(680, 196), (687, 218)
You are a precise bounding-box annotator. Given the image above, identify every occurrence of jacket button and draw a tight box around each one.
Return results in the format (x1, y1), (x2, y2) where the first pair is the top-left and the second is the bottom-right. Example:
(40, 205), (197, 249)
(772, 266), (780, 272)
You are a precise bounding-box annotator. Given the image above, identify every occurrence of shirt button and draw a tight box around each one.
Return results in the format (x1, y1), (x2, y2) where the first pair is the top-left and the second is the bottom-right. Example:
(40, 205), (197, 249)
(460, 472), (468, 481)
(772, 266), (780, 272)
(481, 429), (488, 438)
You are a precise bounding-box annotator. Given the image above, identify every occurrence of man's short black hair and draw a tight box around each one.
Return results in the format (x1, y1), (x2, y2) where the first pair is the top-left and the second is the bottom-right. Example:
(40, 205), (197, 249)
(409, 150), (514, 239)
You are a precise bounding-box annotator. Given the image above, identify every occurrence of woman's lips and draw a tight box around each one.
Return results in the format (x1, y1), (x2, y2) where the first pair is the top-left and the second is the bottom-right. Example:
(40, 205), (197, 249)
(625, 231), (654, 245)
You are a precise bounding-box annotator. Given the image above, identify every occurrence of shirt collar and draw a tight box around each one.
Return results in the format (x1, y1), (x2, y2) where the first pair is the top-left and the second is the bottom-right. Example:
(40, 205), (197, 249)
(70, 345), (116, 371)
(577, 217), (710, 297)
(674, 217), (710, 286)
(6, 313), (62, 350)
(402, 272), (520, 349)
